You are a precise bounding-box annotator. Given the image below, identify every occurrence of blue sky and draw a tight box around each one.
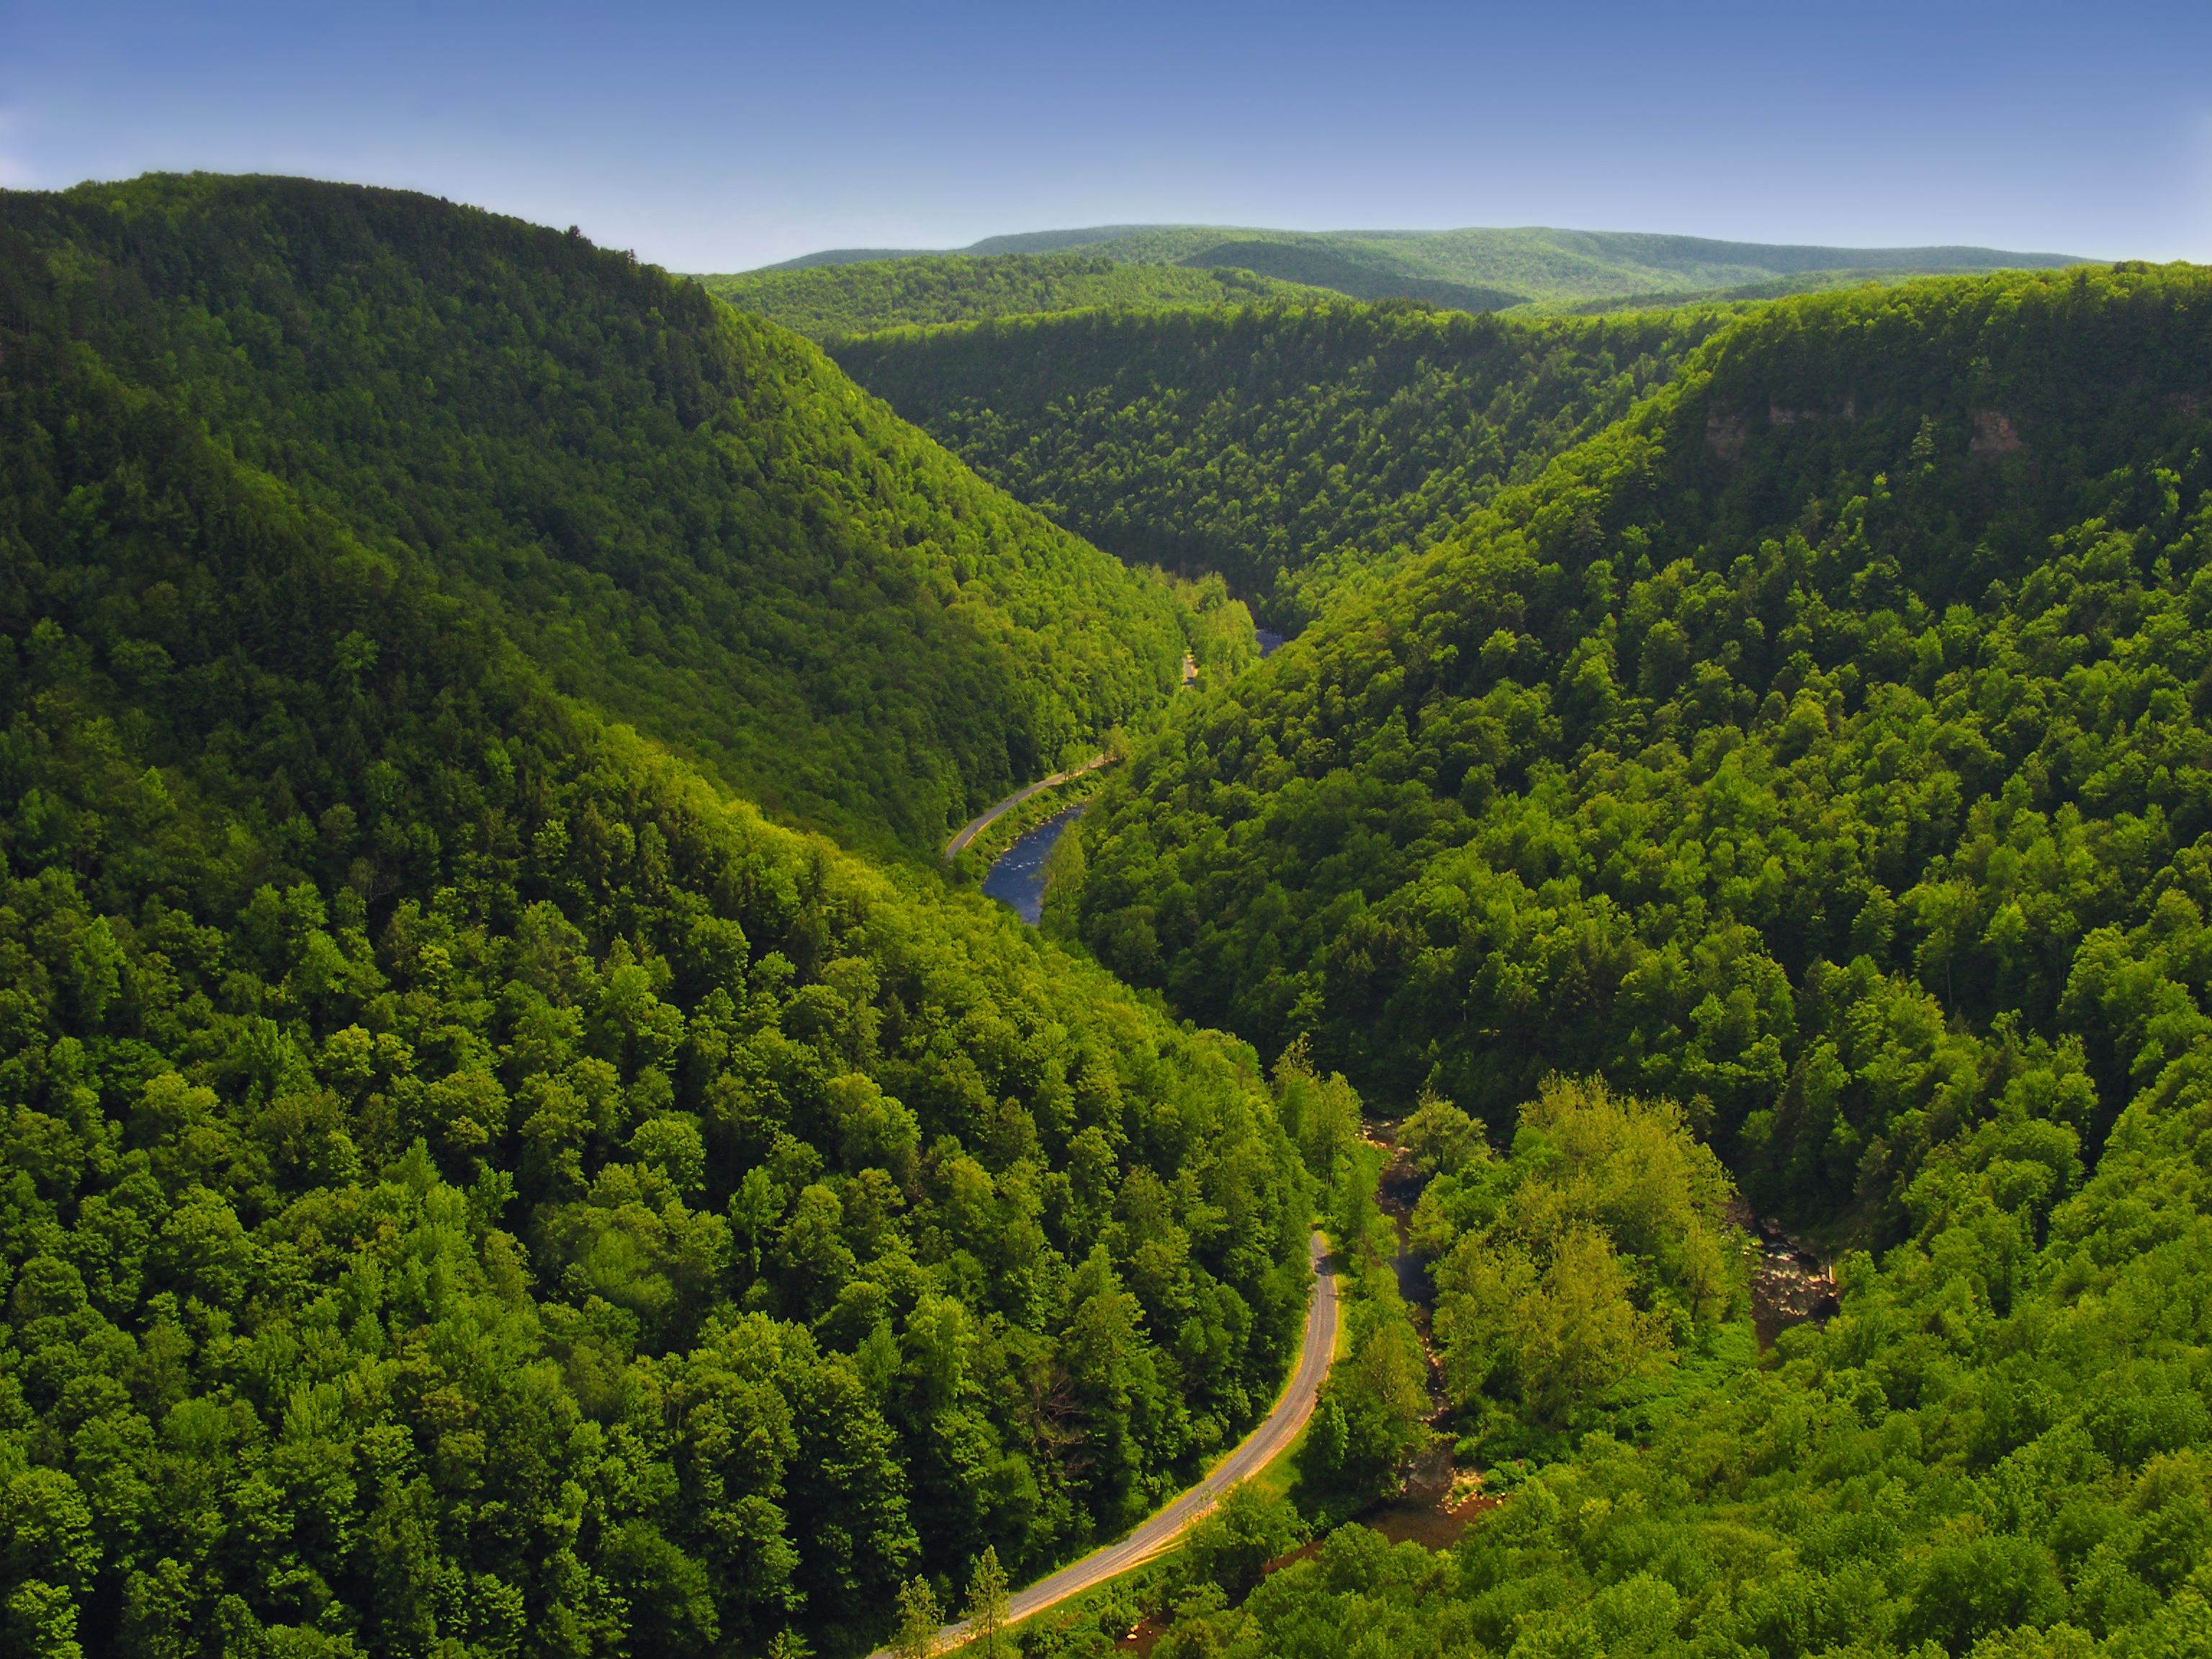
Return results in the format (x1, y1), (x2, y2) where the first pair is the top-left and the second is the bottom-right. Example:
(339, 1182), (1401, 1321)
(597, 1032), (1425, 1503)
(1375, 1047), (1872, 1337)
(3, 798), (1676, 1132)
(4, 1), (2207, 271)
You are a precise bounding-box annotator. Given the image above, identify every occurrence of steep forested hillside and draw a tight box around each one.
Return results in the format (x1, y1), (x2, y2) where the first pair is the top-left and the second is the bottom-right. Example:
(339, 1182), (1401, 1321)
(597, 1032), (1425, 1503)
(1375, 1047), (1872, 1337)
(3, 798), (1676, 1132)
(0, 183), (1313, 1657)
(1060, 264), (2212, 1224)
(1, 174), (1190, 856)
(698, 252), (1331, 341)
(834, 302), (1732, 626)
(1062, 258), (2212, 1659)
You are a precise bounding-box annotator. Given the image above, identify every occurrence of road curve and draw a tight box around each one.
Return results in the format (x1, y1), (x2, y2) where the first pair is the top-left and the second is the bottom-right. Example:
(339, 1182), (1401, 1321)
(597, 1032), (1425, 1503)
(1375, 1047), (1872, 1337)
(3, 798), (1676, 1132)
(874, 1231), (1337, 1657)
(943, 754), (1112, 862)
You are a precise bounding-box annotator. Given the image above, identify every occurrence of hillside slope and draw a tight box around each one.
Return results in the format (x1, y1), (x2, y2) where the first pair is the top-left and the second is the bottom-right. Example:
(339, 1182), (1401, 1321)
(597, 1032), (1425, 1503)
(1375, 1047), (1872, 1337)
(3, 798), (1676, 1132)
(2, 174), (1190, 856)
(0, 234), (1311, 1658)
(832, 302), (1732, 626)
(698, 251), (1334, 341)
(1060, 264), (2212, 1229)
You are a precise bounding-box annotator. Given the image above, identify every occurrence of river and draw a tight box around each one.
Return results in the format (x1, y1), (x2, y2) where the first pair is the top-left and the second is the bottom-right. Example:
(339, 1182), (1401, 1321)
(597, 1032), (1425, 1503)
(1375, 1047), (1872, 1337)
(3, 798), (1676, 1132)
(981, 804), (1084, 925)
(984, 628), (1283, 925)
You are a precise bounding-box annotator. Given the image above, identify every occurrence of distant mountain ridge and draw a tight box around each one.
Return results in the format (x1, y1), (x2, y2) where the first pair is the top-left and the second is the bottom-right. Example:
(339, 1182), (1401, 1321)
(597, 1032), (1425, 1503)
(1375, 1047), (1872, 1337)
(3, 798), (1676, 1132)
(739, 222), (2088, 312)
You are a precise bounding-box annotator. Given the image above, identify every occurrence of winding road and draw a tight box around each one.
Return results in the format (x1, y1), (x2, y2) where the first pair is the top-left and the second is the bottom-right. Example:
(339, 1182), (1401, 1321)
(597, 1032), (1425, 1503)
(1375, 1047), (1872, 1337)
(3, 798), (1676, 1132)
(873, 1231), (1337, 1656)
(942, 754), (1112, 862)
(944, 651), (1202, 864)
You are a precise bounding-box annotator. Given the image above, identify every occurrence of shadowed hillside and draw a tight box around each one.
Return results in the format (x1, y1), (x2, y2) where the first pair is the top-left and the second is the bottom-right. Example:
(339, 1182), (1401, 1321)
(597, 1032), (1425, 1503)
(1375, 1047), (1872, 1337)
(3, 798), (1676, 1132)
(4, 174), (1194, 856)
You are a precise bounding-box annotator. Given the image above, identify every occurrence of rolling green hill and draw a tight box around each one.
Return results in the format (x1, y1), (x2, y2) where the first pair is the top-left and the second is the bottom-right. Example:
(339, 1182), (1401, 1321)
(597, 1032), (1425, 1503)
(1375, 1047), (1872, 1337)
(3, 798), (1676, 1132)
(1561, 265), (2021, 316)
(4, 174), (1193, 858)
(832, 301), (1734, 627)
(0, 177), (1313, 1657)
(698, 251), (1335, 341)
(1155, 240), (1526, 313)
(738, 222), (2085, 315)
(1345, 225), (2086, 310)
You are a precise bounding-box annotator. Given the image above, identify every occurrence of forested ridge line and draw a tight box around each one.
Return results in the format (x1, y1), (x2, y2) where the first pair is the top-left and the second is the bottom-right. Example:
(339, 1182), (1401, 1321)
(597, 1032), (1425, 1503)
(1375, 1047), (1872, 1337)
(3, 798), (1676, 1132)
(0, 176), (1326, 1659)
(831, 300), (1734, 627)
(0, 172), (1192, 859)
(762, 222), (2077, 312)
(697, 251), (1336, 342)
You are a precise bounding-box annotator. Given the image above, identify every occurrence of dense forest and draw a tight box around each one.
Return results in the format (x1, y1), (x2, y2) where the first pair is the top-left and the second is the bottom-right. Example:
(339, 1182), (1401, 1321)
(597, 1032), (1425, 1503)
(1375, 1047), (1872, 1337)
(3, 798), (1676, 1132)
(4, 161), (2208, 1659)
(1047, 261), (2212, 1659)
(697, 253), (1331, 342)
(1161, 1050), (2212, 1659)
(1060, 263), (2212, 1218)
(1, 175), (1194, 858)
(834, 302), (1733, 626)
(0, 179), (1321, 1658)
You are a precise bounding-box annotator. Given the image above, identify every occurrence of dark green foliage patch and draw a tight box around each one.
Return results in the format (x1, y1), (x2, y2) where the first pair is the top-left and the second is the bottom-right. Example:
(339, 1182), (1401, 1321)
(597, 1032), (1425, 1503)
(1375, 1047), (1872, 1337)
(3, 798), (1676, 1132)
(4, 174), (1190, 858)
(834, 302), (1731, 626)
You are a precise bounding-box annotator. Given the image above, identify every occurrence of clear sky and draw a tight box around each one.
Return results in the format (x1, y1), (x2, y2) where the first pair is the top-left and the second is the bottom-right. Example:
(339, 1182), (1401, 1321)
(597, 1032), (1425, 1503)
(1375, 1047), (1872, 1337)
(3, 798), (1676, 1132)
(4, 1), (2207, 272)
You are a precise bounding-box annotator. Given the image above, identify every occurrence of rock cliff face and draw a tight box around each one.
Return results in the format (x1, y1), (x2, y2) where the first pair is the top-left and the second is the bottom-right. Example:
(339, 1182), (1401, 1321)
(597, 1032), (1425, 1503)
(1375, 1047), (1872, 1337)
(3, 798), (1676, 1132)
(1971, 408), (2024, 453)
(1735, 1205), (1840, 1346)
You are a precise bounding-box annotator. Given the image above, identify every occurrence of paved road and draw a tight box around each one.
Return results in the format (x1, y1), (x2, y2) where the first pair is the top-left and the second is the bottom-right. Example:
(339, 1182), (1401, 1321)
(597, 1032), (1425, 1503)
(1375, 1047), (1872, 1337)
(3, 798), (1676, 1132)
(875, 1231), (1337, 1656)
(942, 754), (1111, 862)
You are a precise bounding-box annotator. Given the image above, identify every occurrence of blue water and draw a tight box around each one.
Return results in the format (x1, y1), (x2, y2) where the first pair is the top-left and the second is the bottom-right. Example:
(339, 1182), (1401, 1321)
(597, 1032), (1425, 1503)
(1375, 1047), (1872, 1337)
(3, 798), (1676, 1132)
(982, 805), (1084, 925)
(1256, 628), (1285, 657)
